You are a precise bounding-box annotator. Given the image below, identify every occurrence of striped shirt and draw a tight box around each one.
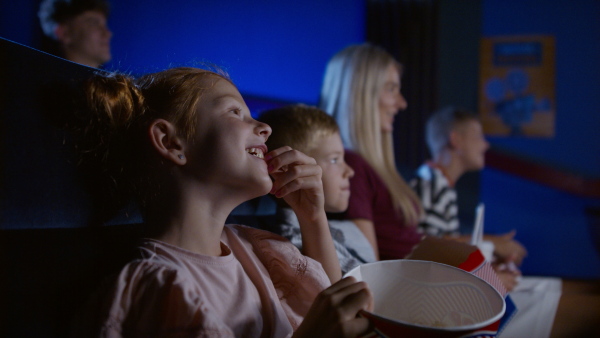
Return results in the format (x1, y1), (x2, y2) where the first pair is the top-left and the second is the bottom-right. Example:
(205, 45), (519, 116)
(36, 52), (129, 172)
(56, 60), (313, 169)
(411, 164), (459, 236)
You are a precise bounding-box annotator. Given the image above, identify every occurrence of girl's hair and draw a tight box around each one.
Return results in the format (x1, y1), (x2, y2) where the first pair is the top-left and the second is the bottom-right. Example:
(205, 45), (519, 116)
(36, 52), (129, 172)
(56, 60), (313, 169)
(319, 43), (422, 225)
(426, 106), (480, 157)
(77, 67), (229, 220)
(259, 104), (339, 155)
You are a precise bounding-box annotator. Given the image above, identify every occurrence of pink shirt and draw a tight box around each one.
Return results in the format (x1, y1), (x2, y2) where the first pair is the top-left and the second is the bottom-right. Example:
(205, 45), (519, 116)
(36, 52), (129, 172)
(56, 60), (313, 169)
(74, 225), (330, 337)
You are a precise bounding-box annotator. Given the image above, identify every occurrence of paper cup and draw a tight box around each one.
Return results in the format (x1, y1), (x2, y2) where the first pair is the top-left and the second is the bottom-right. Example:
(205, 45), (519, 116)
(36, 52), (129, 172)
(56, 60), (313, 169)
(345, 260), (505, 338)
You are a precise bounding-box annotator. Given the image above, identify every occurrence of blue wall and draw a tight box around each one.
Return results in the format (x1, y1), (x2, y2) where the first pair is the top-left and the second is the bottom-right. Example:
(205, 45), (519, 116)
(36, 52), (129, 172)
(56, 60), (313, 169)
(481, 0), (600, 278)
(0, 0), (365, 105)
(482, 0), (600, 178)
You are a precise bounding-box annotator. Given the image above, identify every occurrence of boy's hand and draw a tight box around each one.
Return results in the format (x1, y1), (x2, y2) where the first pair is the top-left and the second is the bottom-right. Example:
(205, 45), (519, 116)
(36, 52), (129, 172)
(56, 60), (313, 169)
(294, 277), (374, 338)
(492, 261), (522, 292)
(488, 230), (528, 266)
(266, 146), (325, 221)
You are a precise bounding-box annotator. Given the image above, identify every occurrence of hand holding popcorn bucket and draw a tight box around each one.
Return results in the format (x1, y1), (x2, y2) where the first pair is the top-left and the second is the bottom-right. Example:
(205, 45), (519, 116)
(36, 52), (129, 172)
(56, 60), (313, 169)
(346, 237), (515, 338)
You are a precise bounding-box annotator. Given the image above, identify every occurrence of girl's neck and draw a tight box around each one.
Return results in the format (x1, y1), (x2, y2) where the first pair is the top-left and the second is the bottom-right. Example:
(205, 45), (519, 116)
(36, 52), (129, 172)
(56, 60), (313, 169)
(145, 182), (242, 257)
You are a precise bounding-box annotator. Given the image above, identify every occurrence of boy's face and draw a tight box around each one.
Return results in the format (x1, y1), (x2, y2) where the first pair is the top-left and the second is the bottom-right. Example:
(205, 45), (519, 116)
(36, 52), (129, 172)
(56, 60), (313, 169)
(454, 120), (490, 171)
(58, 10), (112, 67)
(308, 132), (354, 213)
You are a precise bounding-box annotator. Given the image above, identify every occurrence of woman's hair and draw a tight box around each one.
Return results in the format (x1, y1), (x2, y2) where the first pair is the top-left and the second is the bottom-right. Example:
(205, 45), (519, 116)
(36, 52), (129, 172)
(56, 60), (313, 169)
(426, 106), (480, 157)
(259, 104), (339, 155)
(319, 43), (422, 225)
(77, 67), (229, 220)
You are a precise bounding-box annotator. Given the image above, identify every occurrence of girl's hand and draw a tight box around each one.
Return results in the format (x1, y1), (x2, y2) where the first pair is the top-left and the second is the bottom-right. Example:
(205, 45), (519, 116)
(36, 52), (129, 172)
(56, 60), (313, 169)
(266, 146), (325, 221)
(294, 277), (374, 338)
(266, 146), (341, 282)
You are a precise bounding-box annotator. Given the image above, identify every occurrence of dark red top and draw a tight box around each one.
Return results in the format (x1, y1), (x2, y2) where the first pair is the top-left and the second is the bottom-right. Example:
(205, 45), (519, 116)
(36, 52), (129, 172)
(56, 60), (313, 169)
(342, 150), (422, 260)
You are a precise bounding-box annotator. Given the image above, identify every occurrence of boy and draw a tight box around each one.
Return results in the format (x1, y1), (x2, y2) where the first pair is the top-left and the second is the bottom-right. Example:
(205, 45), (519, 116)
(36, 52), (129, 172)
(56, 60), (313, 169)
(259, 104), (376, 273)
(38, 0), (112, 68)
(411, 106), (527, 273)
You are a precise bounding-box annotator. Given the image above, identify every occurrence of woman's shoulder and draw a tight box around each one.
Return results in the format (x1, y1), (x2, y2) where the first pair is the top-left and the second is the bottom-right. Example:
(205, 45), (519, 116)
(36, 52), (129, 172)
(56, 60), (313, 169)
(344, 149), (366, 165)
(344, 150), (384, 188)
(344, 150), (376, 175)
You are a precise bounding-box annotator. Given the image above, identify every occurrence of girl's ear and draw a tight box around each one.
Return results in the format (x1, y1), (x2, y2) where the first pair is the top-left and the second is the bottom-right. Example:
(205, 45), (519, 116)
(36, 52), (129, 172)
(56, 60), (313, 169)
(148, 119), (187, 165)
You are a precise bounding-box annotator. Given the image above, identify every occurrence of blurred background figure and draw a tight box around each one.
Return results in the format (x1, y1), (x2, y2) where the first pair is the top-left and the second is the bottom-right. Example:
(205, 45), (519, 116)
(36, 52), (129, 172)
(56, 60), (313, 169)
(412, 106), (527, 271)
(38, 0), (112, 68)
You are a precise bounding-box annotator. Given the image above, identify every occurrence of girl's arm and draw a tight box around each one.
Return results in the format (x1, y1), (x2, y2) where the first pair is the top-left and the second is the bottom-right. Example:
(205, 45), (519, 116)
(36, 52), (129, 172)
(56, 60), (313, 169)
(295, 209), (341, 283)
(267, 147), (342, 283)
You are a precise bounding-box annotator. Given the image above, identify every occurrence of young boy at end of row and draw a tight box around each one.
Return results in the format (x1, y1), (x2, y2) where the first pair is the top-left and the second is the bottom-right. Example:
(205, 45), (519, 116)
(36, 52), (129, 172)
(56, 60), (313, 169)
(411, 106), (527, 285)
(259, 104), (377, 274)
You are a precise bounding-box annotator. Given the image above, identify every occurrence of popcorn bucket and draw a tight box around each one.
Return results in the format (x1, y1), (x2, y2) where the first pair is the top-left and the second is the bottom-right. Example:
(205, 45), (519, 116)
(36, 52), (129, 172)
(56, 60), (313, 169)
(345, 260), (506, 338)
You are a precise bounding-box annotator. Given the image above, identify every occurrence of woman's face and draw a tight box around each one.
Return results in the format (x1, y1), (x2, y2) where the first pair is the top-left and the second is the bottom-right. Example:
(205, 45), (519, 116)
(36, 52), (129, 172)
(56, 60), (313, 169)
(378, 64), (407, 133)
(186, 78), (273, 198)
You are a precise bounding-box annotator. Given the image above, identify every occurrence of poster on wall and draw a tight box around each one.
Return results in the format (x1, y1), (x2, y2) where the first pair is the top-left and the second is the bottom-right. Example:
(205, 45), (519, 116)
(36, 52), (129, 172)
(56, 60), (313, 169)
(479, 35), (555, 137)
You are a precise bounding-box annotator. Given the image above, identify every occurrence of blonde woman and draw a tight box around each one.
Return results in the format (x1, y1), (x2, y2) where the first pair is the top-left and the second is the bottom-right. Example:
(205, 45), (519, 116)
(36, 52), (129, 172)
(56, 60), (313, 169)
(320, 43), (423, 260)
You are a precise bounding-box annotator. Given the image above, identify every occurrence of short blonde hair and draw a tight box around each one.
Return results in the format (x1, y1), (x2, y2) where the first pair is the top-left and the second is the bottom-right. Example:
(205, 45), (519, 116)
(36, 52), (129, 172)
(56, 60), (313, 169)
(259, 104), (339, 155)
(319, 44), (422, 225)
(426, 106), (480, 157)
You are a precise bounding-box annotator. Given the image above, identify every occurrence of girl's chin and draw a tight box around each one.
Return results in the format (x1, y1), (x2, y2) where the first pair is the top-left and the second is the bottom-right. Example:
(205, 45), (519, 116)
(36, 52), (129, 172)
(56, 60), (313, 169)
(256, 180), (273, 196)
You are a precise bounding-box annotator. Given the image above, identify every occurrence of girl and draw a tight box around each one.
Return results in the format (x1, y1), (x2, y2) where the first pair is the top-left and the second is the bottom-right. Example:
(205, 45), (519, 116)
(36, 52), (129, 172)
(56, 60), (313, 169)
(73, 67), (372, 337)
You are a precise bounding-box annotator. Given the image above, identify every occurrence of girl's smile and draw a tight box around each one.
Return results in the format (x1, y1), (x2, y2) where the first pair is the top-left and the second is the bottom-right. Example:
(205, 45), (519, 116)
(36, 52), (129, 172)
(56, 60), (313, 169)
(245, 146), (267, 159)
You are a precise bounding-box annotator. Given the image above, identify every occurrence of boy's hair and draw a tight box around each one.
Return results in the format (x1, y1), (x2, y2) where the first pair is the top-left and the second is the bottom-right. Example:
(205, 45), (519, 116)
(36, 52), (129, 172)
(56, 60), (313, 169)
(426, 106), (480, 157)
(39, 0), (111, 39)
(259, 104), (339, 155)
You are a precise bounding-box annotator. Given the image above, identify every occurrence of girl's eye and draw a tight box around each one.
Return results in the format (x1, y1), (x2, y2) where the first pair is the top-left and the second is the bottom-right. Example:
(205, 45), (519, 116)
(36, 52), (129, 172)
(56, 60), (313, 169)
(230, 108), (242, 116)
(329, 157), (339, 164)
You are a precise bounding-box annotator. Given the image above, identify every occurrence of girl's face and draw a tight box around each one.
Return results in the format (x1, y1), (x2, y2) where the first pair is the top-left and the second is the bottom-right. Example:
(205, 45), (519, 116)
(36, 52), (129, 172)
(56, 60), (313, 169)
(186, 78), (273, 197)
(454, 120), (490, 171)
(308, 132), (354, 213)
(378, 64), (407, 133)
